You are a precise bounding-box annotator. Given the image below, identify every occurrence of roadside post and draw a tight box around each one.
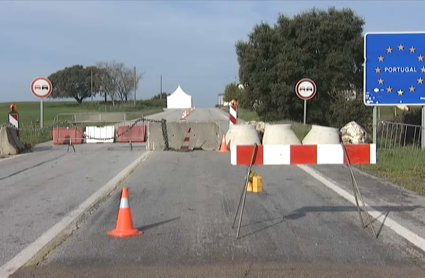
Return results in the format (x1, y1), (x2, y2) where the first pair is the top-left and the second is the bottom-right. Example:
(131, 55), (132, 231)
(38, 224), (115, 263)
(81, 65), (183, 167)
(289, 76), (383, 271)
(8, 103), (19, 137)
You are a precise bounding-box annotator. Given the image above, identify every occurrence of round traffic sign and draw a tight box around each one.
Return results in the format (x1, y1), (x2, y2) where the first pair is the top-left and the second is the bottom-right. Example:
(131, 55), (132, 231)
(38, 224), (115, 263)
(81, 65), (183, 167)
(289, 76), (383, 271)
(30, 77), (53, 98)
(295, 78), (317, 100)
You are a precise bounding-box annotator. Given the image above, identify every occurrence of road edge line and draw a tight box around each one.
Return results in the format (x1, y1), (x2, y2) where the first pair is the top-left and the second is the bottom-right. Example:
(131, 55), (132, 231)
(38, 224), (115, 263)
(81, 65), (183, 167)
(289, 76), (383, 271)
(297, 164), (425, 253)
(0, 151), (151, 277)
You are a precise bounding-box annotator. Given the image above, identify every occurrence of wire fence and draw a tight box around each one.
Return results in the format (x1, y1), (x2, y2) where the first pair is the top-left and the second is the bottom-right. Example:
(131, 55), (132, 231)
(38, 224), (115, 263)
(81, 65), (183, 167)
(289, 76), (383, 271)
(377, 121), (422, 149)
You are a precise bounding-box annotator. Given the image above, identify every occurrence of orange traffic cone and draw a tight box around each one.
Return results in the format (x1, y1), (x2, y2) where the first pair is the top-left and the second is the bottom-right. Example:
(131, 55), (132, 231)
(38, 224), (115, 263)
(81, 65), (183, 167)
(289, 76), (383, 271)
(218, 134), (229, 152)
(107, 187), (143, 237)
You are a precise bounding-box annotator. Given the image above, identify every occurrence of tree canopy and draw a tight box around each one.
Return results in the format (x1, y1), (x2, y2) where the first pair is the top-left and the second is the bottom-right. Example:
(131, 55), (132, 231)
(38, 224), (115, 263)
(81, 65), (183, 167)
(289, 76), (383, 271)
(47, 61), (143, 104)
(234, 7), (372, 128)
(223, 82), (243, 102)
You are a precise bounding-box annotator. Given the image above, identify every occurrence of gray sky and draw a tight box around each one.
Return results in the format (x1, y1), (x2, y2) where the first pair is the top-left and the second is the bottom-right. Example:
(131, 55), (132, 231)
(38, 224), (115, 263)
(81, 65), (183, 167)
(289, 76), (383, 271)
(1, 0), (423, 107)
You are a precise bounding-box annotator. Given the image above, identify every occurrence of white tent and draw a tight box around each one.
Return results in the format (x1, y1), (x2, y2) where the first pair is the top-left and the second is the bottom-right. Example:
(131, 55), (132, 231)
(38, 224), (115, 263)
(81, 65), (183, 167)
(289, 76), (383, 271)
(167, 85), (193, 109)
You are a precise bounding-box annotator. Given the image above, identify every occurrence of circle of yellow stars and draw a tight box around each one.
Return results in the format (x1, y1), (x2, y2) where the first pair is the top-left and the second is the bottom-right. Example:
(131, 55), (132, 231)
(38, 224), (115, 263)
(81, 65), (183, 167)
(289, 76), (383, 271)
(375, 44), (424, 96)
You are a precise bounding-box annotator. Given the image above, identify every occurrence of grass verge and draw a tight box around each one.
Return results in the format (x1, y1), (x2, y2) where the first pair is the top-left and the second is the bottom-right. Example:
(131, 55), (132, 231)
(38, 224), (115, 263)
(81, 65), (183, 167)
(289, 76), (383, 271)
(1, 100), (166, 146)
(232, 106), (425, 197)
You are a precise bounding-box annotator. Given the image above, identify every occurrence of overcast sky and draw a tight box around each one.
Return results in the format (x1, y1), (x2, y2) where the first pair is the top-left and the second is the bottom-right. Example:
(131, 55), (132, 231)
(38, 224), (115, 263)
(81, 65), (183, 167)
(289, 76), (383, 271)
(1, 0), (424, 107)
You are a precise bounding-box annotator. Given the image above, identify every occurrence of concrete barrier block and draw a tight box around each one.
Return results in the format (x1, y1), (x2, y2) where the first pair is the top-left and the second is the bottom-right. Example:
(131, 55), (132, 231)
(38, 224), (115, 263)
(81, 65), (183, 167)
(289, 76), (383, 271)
(0, 127), (26, 155)
(302, 125), (341, 144)
(225, 124), (261, 148)
(146, 122), (220, 151)
(263, 124), (302, 145)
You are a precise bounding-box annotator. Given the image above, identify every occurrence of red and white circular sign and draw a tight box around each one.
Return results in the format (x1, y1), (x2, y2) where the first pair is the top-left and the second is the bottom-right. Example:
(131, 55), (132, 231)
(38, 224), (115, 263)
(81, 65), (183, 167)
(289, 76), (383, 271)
(30, 77), (53, 98)
(295, 78), (317, 100)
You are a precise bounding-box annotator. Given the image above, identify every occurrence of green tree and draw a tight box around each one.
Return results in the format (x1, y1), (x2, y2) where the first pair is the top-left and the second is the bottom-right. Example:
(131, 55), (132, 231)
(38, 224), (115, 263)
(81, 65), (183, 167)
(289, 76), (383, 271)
(236, 7), (372, 127)
(223, 82), (242, 102)
(48, 65), (102, 103)
(151, 92), (169, 100)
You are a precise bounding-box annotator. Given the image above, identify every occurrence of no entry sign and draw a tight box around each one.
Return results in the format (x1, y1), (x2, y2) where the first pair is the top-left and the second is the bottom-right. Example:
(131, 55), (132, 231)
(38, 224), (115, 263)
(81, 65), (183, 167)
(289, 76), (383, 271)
(295, 78), (317, 100)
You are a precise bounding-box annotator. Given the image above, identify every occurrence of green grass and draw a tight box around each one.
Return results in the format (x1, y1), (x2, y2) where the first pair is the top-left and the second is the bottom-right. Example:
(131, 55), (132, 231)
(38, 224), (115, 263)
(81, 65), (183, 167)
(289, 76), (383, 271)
(357, 147), (425, 196)
(1, 100), (166, 145)
(233, 106), (425, 196)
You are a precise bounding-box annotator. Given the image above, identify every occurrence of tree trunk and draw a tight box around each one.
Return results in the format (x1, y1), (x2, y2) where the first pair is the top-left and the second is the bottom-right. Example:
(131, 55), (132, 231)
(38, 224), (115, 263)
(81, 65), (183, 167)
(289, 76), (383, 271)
(74, 97), (83, 104)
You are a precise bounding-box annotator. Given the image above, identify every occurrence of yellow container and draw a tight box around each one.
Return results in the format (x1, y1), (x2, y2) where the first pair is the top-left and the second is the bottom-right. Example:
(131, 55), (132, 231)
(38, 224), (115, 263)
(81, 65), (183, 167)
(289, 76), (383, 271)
(252, 176), (263, 193)
(247, 181), (253, 192)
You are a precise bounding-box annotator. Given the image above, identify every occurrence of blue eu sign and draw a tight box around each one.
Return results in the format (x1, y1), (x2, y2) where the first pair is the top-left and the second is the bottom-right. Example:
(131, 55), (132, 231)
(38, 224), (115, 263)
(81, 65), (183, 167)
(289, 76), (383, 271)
(364, 32), (425, 106)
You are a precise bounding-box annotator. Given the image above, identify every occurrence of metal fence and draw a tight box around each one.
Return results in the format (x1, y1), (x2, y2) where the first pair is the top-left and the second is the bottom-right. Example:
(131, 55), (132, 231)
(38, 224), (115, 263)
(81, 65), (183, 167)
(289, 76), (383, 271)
(377, 121), (422, 149)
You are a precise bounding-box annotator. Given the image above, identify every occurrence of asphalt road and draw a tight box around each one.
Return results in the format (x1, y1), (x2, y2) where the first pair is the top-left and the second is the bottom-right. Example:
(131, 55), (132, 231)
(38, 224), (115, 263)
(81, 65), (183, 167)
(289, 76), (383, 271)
(0, 108), (223, 273)
(0, 142), (146, 266)
(11, 108), (425, 277)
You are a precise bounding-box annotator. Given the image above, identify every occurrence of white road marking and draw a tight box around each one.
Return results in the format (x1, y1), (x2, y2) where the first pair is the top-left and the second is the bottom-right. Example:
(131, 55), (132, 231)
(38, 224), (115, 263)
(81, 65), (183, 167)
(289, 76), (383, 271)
(0, 151), (151, 277)
(297, 164), (425, 253)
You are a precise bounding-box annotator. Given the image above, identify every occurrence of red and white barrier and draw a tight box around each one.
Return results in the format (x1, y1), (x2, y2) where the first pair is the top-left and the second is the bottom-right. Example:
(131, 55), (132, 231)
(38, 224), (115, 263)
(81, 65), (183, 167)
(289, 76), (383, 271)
(8, 113), (18, 128)
(181, 110), (188, 120)
(52, 127), (85, 145)
(230, 144), (376, 165)
(116, 125), (147, 143)
(180, 127), (191, 150)
(229, 105), (237, 125)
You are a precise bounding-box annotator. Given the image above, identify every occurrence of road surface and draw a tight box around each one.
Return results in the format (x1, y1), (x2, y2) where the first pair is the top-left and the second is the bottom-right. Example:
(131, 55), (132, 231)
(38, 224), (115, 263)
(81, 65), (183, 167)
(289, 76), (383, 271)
(9, 108), (425, 277)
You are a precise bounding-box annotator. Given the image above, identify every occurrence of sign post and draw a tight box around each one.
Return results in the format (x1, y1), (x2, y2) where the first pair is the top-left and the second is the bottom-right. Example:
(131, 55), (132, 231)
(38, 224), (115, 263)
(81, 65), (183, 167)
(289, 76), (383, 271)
(364, 31), (425, 148)
(30, 77), (53, 128)
(295, 78), (317, 124)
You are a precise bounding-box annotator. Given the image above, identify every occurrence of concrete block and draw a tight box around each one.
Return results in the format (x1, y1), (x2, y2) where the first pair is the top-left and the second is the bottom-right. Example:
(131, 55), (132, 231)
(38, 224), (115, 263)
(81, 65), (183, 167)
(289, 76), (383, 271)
(146, 121), (221, 151)
(302, 125), (341, 144)
(262, 124), (302, 145)
(225, 124), (261, 148)
(0, 127), (26, 155)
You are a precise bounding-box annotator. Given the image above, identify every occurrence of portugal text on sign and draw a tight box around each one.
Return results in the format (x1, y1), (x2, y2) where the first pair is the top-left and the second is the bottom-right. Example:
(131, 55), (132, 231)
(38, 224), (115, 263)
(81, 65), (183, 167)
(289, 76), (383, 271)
(364, 32), (425, 106)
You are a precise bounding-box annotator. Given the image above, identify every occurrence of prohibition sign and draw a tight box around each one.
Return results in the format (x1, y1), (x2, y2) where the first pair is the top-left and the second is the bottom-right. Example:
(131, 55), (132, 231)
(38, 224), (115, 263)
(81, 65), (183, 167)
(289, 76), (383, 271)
(31, 77), (53, 99)
(295, 78), (317, 100)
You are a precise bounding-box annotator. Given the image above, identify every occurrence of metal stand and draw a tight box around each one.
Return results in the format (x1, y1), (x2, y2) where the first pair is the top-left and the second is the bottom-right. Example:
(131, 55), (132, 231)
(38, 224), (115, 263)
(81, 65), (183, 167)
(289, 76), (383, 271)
(232, 143), (258, 239)
(67, 139), (76, 153)
(341, 143), (377, 238)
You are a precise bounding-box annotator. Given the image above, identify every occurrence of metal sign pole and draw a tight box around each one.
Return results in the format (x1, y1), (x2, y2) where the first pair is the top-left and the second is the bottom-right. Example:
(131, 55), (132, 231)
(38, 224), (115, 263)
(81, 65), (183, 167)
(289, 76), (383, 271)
(40, 98), (44, 128)
(303, 99), (307, 125)
(372, 106), (377, 145)
(421, 106), (425, 149)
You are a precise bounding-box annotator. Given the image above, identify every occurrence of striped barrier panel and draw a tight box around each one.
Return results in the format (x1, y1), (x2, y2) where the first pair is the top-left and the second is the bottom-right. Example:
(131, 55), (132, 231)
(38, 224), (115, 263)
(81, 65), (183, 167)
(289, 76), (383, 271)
(229, 105), (237, 125)
(230, 144), (376, 165)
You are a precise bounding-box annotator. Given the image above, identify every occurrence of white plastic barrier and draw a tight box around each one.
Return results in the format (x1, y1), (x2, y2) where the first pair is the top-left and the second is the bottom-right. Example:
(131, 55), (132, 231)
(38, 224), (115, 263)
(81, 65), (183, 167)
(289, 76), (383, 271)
(85, 126), (115, 143)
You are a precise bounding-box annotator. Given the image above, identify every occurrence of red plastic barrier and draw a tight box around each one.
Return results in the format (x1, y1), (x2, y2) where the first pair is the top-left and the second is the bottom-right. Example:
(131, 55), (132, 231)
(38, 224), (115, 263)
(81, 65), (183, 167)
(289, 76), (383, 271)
(116, 125), (146, 143)
(52, 127), (84, 145)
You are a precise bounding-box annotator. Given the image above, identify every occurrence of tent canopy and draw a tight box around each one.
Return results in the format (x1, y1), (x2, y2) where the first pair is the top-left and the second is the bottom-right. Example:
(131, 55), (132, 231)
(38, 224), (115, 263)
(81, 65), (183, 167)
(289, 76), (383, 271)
(167, 85), (193, 109)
